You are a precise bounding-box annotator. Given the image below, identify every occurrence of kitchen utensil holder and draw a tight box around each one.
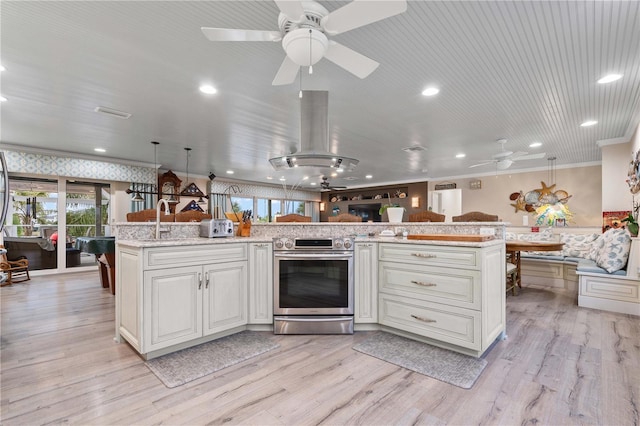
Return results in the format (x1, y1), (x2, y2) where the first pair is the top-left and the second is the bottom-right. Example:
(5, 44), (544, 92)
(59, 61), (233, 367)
(236, 221), (251, 237)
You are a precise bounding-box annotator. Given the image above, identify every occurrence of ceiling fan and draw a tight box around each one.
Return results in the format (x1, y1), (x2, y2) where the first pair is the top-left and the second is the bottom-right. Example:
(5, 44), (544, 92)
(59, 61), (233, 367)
(320, 176), (346, 191)
(469, 139), (546, 170)
(201, 0), (407, 85)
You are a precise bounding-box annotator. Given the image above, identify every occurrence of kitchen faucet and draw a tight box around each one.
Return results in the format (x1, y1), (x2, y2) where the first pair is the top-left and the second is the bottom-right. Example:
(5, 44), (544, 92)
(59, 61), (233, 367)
(155, 199), (170, 239)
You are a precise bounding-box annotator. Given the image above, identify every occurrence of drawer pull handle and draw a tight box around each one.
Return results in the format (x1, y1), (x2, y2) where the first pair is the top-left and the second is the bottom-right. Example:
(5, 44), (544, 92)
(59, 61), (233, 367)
(411, 280), (437, 287)
(198, 273), (202, 290)
(412, 253), (436, 258)
(411, 314), (436, 323)
(205, 272), (210, 289)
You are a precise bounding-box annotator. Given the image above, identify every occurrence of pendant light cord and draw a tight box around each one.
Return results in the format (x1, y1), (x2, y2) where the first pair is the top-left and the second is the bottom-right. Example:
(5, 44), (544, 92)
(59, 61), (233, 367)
(308, 29), (313, 75)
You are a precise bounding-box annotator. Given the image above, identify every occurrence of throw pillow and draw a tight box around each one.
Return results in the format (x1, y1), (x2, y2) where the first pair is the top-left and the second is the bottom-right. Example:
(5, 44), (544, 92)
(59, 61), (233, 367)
(595, 228), (632, 273)
(560, 233), (599, 258)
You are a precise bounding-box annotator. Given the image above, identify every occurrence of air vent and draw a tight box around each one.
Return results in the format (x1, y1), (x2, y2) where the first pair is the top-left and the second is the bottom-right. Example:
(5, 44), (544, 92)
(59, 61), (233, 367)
(402, 145), (426, 152)
(94, 106), (132, 119)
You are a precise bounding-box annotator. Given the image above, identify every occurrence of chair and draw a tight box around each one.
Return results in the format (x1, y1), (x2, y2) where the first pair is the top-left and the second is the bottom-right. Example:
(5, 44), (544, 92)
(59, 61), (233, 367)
(0, 245), (30, 284)
(175, 211), (212, 222)
(328, 213), (362, 222)
(451, 211), (499, 222)
(126, 208), (175, 222)
(506, 261), (518, 295)
(275, 213), (312, 223)
(408, 211), (446, 222)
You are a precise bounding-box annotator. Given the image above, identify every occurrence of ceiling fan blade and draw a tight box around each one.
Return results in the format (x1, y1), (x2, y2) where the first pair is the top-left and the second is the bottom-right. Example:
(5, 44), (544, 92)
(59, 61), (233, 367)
(469, 161), (496, 168)
(274, 1), (305, 23)
(322, 0), (407, 35)
(512, 152), (547, 161)
(201, 27), (282, 42)
(324, 42), (379, 79)
(272, 56), (300, 85)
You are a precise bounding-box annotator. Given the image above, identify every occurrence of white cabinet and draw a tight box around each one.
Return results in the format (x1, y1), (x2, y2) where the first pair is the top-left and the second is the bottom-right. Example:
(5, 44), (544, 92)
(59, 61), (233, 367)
(378, 242), (505, 357)
(248, 243), (273, 324)
(354, 242), (377, 324)
(117, 243), (248, 359)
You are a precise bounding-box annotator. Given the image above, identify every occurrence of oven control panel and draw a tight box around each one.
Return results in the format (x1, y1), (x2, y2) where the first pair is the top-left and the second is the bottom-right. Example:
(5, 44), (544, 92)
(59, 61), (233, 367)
(273, 237), (353, 251)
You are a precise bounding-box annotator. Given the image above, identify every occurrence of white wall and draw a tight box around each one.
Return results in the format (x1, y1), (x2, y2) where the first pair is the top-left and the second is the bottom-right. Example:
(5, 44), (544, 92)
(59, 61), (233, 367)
(601, 142), (634, 212)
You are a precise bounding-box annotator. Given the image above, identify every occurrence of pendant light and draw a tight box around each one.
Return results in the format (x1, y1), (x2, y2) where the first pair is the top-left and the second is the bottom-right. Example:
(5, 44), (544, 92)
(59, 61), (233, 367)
(131, 183), (144, 202)
(179, 147), (207, 198)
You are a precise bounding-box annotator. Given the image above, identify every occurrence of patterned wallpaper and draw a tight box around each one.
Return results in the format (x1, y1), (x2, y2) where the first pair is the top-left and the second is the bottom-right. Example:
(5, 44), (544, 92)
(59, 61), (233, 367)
(209, 180), (320, 202)
(3, 150), (156, 183)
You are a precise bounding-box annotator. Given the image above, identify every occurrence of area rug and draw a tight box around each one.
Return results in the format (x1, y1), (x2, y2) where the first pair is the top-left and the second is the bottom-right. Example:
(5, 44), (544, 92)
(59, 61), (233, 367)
(353, 332), (487, 389)
(145, 331), (279, 388)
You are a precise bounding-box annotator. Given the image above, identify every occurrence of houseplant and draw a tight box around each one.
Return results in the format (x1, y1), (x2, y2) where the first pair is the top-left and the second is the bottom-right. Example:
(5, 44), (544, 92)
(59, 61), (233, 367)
(621, 211), (638, 237)
(379, 194), (405, 223)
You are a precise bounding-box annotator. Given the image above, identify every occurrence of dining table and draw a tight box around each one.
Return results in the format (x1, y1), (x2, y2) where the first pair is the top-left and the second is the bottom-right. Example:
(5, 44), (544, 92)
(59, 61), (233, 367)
(75, 236), (116, 295)
(505, 240), (564, 289)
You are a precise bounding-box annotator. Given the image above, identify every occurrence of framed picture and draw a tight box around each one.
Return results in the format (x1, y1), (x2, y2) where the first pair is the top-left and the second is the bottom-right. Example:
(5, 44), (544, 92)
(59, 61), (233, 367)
(602, 210), (631, 233)
(554, 218), (566, 227)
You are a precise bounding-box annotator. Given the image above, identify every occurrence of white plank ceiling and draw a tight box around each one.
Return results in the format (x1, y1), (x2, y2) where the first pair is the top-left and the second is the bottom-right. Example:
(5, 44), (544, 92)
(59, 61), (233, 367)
(1, 1), (639, 189)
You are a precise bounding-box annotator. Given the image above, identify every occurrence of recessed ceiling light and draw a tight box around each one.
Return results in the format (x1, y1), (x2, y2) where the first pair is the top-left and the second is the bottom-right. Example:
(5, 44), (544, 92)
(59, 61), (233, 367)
(310, 182), (317, 186)
(330, 172), (337, 177)
(266, 176), (273, 180)
(597, 74), (622, 84)
(279, 176), (286, 181)
(226, 170), (234, 174)
(0, 96), (7, 102)
(422, 87), (439, 96)
(365, 175), (372, 179)
(94, 148), (106, 153)
(199, 84), (217, 95)
(581, 120), (598, 127)
(529, 142), (542, 148)
(456, 153), (466, 158)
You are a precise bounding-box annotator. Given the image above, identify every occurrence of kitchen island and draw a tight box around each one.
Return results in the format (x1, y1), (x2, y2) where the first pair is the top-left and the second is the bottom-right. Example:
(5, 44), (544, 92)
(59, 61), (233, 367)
(114, 222), (506, 359)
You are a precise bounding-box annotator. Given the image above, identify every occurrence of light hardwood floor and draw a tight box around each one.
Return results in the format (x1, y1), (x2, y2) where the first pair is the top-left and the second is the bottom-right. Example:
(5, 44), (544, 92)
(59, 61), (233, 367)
(1, 272), (638, 425)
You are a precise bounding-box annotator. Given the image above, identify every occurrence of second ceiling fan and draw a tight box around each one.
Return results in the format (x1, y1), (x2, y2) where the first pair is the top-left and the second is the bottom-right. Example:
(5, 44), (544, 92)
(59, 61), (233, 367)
(201, 0), (407, 85)
(469, 139), (546, 170)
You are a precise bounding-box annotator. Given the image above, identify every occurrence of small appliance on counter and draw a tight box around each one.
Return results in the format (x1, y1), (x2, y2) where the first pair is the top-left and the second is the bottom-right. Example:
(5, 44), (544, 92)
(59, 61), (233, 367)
(199, 218), (234, 238)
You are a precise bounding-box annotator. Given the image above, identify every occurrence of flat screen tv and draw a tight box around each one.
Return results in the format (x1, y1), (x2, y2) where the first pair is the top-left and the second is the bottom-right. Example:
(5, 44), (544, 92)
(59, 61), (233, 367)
(348, 203), (382, 222)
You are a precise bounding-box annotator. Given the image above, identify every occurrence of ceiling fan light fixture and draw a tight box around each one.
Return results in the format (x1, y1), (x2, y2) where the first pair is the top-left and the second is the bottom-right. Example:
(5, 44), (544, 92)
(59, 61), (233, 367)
(496, 159), (513, 170)
(282, 28), (328, 66)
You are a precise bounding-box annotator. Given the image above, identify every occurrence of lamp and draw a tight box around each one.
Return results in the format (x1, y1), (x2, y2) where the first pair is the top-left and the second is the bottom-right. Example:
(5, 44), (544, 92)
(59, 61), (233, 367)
(411, 196), (420, 208)
(131, 183), (144, 203)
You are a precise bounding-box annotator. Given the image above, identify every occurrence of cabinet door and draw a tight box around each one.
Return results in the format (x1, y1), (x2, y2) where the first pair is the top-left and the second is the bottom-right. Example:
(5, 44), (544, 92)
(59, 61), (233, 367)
(143, 266), (203, 352)
(248, 243), (273, 324)
(355, 242), (378, 323)
(203, 261), (247, 335)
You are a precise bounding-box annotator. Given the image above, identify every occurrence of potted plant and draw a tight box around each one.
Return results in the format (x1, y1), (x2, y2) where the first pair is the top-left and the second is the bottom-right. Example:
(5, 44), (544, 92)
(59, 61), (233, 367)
(622, 212), (639, 237)
(379, 194), (405, 223)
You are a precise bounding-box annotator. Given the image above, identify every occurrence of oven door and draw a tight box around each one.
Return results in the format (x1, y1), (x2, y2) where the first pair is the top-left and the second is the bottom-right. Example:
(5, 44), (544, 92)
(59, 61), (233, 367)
(273, 251), (354, 316)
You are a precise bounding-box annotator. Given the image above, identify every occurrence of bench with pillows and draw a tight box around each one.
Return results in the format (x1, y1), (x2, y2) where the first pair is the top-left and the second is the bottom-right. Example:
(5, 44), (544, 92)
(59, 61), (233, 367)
(506, 228), (639, 316)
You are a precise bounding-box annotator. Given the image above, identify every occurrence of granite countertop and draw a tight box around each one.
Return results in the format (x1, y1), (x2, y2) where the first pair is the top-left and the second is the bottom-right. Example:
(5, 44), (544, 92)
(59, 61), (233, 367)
(117, 235), (504, 248)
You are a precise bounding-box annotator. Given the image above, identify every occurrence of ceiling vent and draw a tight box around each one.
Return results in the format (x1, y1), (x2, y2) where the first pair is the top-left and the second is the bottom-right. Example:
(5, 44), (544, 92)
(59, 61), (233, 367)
(402, 145), (426, 152)
(269, 91), (359, 171)
(94, 106), (132, 119)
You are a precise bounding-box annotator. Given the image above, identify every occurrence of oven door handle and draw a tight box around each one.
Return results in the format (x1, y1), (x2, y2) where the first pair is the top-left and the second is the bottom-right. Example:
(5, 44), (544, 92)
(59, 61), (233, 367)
(274, 317), (352, 322)
(274, 252), (353, 259)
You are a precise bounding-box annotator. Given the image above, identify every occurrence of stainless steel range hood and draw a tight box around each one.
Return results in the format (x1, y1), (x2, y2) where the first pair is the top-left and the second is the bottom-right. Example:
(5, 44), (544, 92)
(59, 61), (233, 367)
(269, 91), (359, 170)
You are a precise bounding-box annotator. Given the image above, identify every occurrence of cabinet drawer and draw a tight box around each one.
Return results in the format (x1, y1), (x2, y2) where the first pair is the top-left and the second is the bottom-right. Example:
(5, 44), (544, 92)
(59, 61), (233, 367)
(379, 243), (478, 269)
(379, 261), (480, 310)
(144, 243), (247, 269)
(379, 294), (480, 350)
